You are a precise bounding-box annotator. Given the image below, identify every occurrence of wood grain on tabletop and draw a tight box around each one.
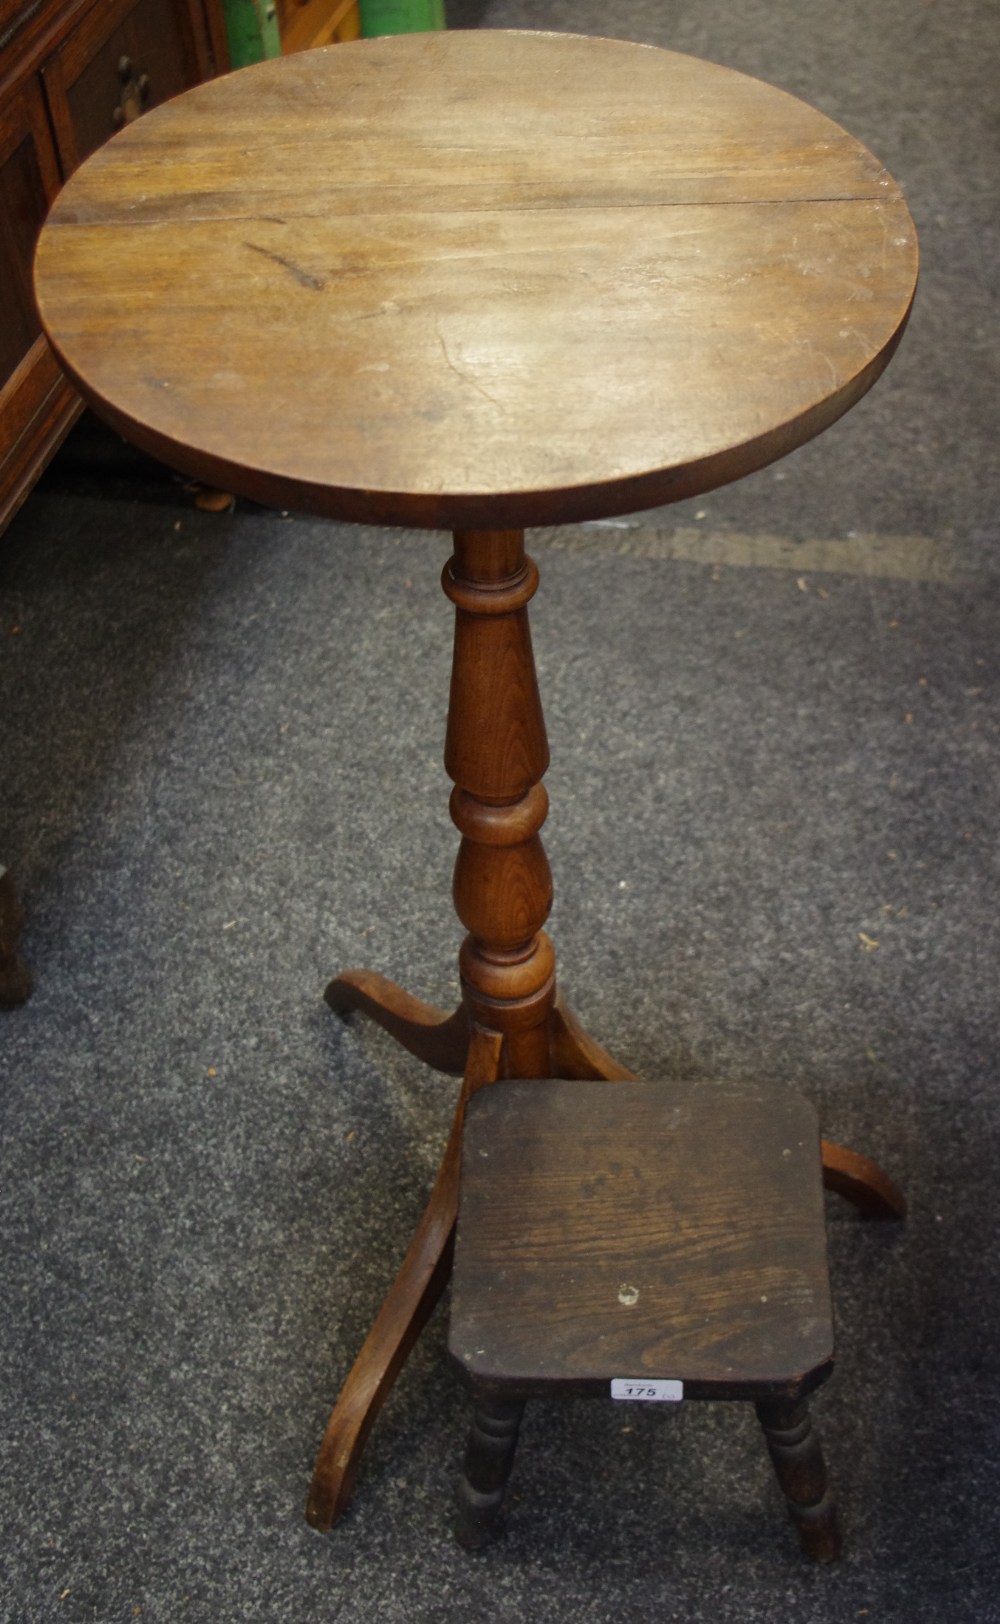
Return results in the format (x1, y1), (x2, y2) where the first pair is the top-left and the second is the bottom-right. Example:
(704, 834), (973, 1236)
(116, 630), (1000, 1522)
(33, 30), (918, 529)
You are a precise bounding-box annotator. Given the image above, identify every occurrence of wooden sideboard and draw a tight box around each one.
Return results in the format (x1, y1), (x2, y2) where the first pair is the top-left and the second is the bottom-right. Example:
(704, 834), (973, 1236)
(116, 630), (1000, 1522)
(0, 0), (230, 536)
(0, 0), (370, 1000)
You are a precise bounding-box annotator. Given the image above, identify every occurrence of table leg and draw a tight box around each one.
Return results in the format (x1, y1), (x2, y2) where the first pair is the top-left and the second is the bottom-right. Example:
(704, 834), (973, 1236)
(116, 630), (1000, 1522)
(306, 1024), (503, 1532)
(307, 526), (903, 1529)
(325, 969), (469, 1075)
(821, 1138), (906, 1218)
(305, 984), (636, 1530)
(308, 528), (563, 1528)
(323, 964), (635, 1087)
(547, 990), (637, 1081)
(0, 867), (33, 1008)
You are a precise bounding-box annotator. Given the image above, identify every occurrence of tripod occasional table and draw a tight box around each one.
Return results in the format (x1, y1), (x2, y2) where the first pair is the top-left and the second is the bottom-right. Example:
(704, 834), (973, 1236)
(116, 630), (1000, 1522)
(34, 29), (918, 1532)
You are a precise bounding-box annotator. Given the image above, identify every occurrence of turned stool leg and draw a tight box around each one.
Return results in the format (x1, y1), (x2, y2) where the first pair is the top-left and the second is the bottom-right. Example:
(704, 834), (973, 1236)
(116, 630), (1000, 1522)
(455, 1393), (526, 1550)
(755, 1397), (842, 1561)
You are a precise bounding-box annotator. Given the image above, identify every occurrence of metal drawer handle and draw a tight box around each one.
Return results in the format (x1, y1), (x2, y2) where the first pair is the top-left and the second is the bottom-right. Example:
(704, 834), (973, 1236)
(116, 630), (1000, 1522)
(112, 55), (151, 129)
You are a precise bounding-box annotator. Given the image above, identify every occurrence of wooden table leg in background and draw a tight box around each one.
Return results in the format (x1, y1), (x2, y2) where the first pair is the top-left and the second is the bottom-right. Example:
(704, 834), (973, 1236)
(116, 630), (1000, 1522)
(821, 1138), (906, 1218)
(0, 867), (33, 1008)
(306, 529), (904, 1531)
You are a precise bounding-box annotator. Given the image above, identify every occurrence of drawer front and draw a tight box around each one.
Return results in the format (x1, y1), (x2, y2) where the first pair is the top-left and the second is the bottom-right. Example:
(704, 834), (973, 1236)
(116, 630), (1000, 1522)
(42, 0), (205, 175)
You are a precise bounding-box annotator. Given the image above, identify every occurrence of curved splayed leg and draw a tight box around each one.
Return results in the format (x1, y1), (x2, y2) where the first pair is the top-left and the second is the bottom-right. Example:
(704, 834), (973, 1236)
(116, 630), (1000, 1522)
(821, 1137), (906, 1219)
(306, 1025), (504, 1531)
(326, 968), (469, 1075)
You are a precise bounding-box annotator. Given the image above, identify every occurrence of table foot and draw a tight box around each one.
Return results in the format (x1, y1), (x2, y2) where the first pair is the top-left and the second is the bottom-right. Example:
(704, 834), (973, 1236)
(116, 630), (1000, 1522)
(0, 868), (33, 1008)
(821, 1138), (906, 1219)
(306, 1026), (504, 1531)
(325, 968), (469, 1075)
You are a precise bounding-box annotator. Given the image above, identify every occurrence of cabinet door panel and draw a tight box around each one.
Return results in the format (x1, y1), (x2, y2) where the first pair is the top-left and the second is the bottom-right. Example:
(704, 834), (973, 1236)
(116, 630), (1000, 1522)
(42, 0), (204, 175)
(0, 74), (62, 384)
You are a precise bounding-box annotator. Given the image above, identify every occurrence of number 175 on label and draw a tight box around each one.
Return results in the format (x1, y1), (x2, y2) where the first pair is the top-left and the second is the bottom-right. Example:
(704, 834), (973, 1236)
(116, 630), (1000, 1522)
(610, 1378), (684, 1402)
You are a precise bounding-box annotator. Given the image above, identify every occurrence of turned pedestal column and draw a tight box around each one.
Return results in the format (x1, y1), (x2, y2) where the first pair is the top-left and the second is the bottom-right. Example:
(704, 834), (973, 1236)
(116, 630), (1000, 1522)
(445, 529), (556, 1077)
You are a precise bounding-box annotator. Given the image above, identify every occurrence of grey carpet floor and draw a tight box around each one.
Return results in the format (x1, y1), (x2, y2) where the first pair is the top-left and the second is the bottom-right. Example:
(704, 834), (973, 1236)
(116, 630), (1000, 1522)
(2, 2), (999, 1621)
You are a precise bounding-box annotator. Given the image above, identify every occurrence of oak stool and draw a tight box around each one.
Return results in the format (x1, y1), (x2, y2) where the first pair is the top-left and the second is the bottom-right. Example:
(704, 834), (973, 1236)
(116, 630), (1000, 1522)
(449, 1078), (841, 1560)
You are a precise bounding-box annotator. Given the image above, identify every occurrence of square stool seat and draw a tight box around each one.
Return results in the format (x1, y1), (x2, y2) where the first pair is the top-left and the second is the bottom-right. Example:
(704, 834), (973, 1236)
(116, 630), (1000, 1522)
(448, 1078), (841, 1561)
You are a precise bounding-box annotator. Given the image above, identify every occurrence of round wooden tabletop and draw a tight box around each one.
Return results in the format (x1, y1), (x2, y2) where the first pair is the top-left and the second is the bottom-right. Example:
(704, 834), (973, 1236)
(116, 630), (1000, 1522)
(34, 30), (918, 531)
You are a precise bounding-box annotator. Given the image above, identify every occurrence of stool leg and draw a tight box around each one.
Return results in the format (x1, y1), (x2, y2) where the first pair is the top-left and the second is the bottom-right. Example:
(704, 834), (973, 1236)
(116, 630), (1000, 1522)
(454, 1393), (525, 1550)
(755, 1397), (842, 1562)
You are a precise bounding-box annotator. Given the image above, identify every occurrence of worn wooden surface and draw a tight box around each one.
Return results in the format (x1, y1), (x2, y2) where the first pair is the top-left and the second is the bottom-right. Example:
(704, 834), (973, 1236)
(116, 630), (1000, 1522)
(34, 30), (917, 530)
(449, 1078), (834, 1397)
(449, 1077), (839, 1558)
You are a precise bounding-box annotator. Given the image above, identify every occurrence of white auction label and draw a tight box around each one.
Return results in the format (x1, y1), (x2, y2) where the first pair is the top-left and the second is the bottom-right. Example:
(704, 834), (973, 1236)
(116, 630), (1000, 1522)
(610, 1378), (684, 1402)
